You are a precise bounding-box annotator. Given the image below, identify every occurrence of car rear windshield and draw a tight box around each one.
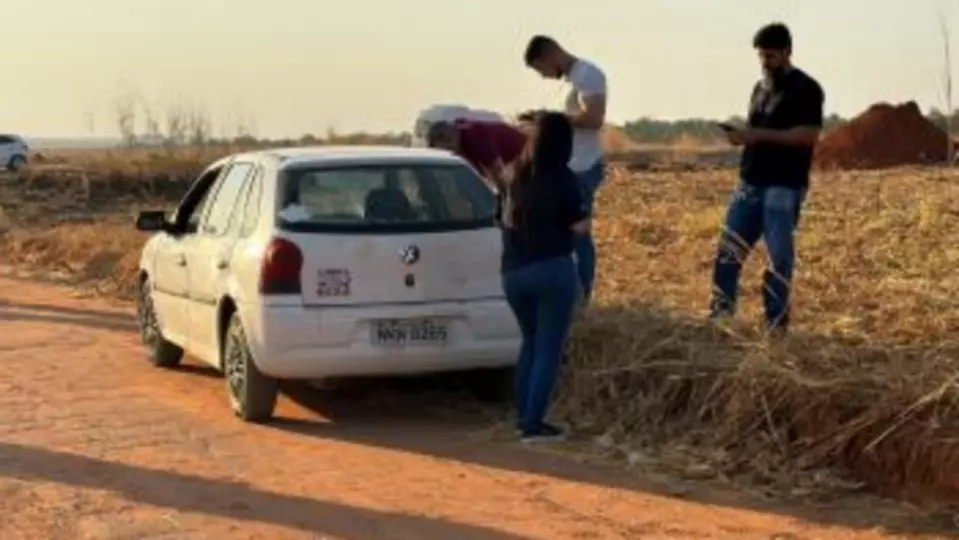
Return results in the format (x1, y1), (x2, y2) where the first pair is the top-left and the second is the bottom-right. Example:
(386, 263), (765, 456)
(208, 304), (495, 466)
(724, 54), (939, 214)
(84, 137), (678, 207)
(277, 162), (497, 234)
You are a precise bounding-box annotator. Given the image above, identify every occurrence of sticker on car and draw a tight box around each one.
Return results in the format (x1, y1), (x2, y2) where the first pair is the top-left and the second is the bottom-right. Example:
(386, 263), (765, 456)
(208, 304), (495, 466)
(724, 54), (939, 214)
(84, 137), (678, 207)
(317, 269), (351, 297)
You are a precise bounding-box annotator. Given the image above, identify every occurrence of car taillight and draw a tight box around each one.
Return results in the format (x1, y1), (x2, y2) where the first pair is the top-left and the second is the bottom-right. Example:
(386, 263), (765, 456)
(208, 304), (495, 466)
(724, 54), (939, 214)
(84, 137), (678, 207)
(259, 237), (303, 295)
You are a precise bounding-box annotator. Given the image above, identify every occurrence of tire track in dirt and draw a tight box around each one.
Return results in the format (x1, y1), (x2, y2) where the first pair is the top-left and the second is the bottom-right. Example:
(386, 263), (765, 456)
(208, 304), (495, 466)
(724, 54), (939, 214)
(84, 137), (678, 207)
(0, 274), (951, 539)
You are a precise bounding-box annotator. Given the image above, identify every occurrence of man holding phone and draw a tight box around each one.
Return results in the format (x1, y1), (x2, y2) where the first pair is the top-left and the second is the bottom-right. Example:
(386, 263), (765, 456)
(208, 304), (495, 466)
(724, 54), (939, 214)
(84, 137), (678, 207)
(709, 22), (825, 336)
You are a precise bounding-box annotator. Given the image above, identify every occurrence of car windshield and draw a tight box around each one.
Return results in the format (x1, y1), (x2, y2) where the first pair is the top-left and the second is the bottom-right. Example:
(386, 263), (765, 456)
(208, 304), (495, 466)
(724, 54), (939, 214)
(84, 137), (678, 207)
(277, 162), (496, 233)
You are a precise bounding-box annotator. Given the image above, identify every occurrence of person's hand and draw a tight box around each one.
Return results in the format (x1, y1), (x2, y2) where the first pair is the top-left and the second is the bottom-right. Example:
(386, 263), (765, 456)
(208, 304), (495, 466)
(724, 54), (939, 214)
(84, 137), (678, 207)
(517, 109), (547, 123)
(725, 128), (754, 146)
(570, 218), (591, 235)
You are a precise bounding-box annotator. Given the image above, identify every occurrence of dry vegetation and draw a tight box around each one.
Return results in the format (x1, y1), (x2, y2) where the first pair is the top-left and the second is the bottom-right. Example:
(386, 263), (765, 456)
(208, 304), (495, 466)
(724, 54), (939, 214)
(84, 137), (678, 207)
(1, 150), (958, 509)
(561, 166), (959, 506)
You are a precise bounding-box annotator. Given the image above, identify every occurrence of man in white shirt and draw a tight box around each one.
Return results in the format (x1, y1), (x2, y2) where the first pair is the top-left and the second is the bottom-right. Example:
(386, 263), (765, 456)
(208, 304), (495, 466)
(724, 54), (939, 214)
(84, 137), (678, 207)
(523, 35), (608, 303)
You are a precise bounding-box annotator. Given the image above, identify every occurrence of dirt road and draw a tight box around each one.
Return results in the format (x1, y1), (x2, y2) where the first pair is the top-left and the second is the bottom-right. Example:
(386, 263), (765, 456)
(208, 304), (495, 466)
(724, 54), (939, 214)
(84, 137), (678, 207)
(0, 273), (950, 539)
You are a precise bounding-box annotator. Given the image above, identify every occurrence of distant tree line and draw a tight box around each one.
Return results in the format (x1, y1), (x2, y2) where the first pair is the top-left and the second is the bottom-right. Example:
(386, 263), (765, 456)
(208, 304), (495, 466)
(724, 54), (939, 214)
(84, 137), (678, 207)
(111, 87), (959, 149)
(620, 108), (959, 145)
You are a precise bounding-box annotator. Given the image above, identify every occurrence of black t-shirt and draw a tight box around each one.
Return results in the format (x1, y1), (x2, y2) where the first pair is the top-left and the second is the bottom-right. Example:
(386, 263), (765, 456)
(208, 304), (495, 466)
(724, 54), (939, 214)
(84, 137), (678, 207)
(497, 167), (586, 273)
(739, 68), (825, 189)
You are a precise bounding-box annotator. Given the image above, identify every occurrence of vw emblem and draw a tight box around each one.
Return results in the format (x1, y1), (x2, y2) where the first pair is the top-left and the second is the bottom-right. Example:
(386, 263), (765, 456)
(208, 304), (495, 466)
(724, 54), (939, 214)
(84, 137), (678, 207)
(398, 245), (420, 265)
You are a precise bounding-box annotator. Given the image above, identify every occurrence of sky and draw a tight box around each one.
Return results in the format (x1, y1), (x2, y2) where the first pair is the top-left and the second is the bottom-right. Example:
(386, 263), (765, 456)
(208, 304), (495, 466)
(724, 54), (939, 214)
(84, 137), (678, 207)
(5, 0), (959, 138)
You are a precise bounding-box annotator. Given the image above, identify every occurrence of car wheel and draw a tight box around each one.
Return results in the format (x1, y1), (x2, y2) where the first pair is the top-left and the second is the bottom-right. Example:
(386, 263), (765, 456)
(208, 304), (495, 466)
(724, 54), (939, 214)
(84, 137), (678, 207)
(466, 366), (515, 403)
(137, 278), (184, 368)
(223, 313), (278, 422)
(7, 155), (26, 172)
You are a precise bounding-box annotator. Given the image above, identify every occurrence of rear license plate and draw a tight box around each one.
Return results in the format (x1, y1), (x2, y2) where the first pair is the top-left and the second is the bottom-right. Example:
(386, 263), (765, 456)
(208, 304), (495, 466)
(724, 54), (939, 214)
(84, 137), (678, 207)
(371, 318), (449, 346)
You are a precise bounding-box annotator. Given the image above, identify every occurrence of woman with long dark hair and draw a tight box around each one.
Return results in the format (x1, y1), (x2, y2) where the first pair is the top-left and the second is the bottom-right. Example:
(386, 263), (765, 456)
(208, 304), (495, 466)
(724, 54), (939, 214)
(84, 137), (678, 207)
(499, 111), (588, 443)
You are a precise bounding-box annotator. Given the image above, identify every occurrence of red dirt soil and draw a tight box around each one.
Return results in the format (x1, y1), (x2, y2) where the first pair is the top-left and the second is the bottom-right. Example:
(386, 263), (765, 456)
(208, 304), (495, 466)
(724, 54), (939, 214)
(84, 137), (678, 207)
(0, 272), (952, 538)
(814, 101), (951, 170)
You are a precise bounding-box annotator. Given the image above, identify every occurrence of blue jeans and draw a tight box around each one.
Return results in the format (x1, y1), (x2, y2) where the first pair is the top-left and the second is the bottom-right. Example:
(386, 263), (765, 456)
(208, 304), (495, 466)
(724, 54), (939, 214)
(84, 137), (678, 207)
(573, 161), (606, 301)
(710, 182), (807, 330)
(502, 256), (578, 433)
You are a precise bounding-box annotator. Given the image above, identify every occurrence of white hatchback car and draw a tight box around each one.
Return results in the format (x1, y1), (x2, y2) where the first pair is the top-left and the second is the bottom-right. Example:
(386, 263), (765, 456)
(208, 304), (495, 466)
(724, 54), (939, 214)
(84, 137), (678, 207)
(135, 145), (520, 422)
(0, 134), (29, 171)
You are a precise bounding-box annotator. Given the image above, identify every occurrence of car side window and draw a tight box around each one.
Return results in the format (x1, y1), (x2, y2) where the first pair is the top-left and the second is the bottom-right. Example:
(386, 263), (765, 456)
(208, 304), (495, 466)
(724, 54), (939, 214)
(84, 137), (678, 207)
(182, 166), (228, 233)
(200, 162), (254, 236)
(0, 136), (13, 145)
(237, 167), (263, 237)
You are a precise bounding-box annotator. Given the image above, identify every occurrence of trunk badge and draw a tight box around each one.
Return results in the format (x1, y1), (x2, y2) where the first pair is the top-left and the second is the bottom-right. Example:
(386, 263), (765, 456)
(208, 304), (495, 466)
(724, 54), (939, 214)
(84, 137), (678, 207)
(398, 245), (420, 265)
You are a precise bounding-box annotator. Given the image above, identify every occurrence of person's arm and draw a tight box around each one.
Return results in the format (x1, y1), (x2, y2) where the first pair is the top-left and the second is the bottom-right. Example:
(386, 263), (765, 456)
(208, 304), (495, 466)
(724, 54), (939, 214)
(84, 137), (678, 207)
(742, 126), (820, 146)
(568, 95), (606, 130)
(733, 81), (825, 147)
(483, 157), (514, 188)
(493, 188), (506, 227)
(567, 67), (607, 130)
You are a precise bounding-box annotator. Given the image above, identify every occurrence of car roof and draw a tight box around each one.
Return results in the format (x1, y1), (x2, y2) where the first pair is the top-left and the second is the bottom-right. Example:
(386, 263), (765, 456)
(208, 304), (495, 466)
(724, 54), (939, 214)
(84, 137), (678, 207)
(233, 145), (466, 168)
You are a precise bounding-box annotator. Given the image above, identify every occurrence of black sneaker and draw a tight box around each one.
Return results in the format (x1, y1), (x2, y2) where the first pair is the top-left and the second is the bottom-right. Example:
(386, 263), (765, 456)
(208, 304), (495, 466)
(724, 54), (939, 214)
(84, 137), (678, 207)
(520, 423), (567, 444)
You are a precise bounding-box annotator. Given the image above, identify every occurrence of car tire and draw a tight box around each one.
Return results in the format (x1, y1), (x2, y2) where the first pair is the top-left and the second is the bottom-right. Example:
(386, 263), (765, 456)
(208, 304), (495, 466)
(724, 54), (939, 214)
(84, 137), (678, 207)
(223, 313), (279, 422)
(7, 155), (26, 172)
(466, 366), (515, 403)
(137, 278), (184, 368)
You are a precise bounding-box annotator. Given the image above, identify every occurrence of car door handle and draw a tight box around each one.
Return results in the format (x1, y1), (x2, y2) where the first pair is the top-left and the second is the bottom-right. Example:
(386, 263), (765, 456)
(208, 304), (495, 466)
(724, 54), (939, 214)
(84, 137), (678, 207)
(176, 254), (187, 267)
(216, 259), (229, 270)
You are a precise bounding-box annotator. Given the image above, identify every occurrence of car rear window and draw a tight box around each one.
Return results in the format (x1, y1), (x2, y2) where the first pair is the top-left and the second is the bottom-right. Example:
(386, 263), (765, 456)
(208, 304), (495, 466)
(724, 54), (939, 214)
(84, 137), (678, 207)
(277, 163), (497, 233)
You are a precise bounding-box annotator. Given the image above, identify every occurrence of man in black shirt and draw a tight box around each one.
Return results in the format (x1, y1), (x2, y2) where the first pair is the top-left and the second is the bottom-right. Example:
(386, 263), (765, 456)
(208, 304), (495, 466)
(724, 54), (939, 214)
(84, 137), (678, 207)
(709, 22), (825, 335)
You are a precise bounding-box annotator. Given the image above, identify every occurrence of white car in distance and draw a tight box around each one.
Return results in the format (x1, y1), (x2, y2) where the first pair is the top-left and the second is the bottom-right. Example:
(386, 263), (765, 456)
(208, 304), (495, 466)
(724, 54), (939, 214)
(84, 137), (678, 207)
(135, 146), (520, 422)
(0, 134), (29, 171)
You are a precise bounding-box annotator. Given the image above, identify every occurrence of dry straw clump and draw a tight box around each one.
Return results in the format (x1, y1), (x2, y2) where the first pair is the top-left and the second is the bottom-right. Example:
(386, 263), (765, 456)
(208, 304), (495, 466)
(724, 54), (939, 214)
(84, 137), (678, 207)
(557, 165), (959, 503)
(2, 160), (959, 504)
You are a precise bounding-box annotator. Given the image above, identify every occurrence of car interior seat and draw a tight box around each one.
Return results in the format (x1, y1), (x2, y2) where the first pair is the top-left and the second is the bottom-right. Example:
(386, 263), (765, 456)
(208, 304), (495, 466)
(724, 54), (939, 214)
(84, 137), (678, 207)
(364, 178), (417, 222)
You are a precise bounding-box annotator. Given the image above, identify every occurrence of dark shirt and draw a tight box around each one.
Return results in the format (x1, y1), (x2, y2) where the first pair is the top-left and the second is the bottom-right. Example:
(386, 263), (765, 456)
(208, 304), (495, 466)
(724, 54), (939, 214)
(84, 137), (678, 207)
(739, 68), (825, 189)
(497, 167), (586, 273)
(455, 120), (527, 174)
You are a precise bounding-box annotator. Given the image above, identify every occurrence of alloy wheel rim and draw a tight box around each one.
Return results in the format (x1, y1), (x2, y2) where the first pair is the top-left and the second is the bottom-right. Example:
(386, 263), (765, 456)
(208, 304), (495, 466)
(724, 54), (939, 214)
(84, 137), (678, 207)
(137, 285), (159, 346)
(225, 333), (246, 401)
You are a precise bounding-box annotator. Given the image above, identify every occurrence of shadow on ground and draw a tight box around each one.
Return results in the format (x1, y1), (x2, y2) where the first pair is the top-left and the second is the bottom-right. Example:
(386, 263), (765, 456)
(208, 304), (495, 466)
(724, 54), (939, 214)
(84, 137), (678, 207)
(0, 299), (136, 333)
(0, 441), (523, 539)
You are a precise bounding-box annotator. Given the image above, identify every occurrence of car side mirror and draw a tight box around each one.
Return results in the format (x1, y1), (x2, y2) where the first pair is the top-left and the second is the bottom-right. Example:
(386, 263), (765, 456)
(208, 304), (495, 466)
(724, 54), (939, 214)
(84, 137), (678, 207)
(135, 210), (171, 232)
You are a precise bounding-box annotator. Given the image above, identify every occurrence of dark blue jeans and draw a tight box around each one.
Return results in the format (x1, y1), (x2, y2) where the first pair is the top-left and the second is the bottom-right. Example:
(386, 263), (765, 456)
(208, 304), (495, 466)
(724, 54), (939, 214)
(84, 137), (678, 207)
(573, 161), (606, 301)
(502, 256), (578, 433)
(710, 182), (807, 330)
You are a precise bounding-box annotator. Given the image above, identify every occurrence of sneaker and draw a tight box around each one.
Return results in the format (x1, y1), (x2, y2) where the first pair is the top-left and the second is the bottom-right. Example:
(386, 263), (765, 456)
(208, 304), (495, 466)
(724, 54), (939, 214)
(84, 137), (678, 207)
(764, 323), (788, 340)
(520, 423), (567, 444)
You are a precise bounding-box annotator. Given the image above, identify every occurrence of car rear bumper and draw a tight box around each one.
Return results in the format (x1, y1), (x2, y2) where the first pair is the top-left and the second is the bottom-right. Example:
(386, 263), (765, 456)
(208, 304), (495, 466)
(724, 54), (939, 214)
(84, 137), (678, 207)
(241, 299), (521, 379)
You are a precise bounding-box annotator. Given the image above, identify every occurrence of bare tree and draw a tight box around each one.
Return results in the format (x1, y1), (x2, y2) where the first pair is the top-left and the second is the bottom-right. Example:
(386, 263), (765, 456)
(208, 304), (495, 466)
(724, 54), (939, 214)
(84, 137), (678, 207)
(165, 100), (189, 147)
(114, 91), (138, 147)
(938, 7), (954, 164)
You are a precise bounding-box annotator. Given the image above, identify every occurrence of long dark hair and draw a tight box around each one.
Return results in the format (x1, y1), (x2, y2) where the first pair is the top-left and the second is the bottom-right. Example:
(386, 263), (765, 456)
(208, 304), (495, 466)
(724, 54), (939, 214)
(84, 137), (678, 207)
(505, 112), (573, 230)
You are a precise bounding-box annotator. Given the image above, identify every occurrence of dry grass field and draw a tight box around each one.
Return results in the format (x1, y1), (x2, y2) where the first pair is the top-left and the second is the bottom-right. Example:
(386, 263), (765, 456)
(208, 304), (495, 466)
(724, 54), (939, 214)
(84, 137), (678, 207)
(2, 148), (958, 509)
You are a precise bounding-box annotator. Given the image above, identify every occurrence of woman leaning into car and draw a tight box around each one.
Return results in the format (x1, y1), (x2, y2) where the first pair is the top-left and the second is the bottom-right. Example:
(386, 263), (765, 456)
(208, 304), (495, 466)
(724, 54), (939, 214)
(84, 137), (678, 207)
(497, 111), (589, 443)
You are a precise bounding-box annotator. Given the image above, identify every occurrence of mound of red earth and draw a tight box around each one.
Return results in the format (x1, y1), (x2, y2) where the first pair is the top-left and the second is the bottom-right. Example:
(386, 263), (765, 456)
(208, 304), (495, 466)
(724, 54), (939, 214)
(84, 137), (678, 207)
(814, 101), (951, 170)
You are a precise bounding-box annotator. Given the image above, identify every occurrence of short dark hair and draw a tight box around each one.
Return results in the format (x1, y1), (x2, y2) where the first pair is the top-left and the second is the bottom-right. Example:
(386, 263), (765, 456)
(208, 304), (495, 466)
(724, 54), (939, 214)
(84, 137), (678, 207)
(753, 23), (792, 50)
(524, 35), (558, 66)
(426, 121), (456, 147)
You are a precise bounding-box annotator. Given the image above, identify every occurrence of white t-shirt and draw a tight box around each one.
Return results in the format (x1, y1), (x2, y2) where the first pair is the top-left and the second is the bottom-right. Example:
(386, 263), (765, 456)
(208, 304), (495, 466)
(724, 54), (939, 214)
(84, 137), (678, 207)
(564, 58), (607, 173)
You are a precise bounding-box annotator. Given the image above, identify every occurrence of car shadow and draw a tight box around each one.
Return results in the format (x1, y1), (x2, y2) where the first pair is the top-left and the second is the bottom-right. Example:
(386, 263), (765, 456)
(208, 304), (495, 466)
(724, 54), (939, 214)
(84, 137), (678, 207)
(0, 301), (137, 333)
(0, 298), (132, 321)
(262, 301), (957, 537)
(0, 441), (525, 539)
